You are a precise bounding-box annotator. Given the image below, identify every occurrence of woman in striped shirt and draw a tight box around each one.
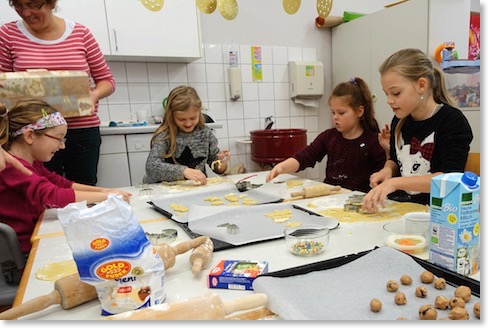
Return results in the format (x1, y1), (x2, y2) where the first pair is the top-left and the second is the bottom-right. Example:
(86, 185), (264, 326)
(0, 0), (116, 185)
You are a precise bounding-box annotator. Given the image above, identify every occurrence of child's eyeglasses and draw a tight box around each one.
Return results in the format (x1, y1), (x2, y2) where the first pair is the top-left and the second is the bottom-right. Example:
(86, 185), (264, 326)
(37, 132), (67, 145)
(14, 1), (45, 13)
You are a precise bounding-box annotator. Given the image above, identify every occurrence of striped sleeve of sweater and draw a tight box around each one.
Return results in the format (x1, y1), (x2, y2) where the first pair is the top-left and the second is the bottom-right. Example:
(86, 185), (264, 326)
(0, 20), (115, 129)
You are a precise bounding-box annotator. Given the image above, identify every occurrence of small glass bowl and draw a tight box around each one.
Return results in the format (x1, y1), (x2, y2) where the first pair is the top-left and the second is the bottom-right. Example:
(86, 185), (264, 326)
(284, 225), (330, 256)
(383, 220), (428, 254)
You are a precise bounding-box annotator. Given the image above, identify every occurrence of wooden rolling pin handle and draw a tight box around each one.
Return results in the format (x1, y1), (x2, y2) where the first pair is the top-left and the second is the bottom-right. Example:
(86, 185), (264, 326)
(172, 235), (208, 255)
(223, 293), (268, 316)
(0, 290), (61, 320)
(290, 190), (305, 197)
(190, 237), (214, 276)
(225, 307), (276, 320)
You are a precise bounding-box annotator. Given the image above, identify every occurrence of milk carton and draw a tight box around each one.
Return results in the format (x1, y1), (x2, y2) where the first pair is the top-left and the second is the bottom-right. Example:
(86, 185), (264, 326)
(429, 172), (480, 276)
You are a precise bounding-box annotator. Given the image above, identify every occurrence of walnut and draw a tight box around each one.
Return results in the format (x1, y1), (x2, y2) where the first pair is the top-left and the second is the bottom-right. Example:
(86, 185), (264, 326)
(449, 297), (466, 309)
(386, 280), (399, 292)
(415, 286), (428, 298)
(448, 307), (469, 320)
(394, 292), (407, 305)
(419, 304), (438, 320)
(370, 298), (382, 312)
(473, 302), (480, 319)
(434, 277), (447, 290)
(419, 271), (435, 283)
(400, 274), (412, 285)
(454, 285), (472, 302)
(435, 295), (450, 310)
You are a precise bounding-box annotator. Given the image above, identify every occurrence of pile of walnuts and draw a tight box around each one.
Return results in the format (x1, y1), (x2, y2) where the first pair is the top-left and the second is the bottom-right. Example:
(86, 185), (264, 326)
(369, 271), (480, 320)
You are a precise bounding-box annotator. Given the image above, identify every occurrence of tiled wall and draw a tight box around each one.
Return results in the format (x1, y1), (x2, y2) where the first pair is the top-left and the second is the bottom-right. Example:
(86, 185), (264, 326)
(99, 44), (323, 180)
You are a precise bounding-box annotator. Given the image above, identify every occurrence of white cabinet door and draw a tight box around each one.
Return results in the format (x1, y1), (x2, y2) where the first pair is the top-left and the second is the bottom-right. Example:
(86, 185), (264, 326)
(126, 134), (153, 186)
(104, 0), (201, 59)
(98, 135), (130, 188)
(55, 0), (111, 55)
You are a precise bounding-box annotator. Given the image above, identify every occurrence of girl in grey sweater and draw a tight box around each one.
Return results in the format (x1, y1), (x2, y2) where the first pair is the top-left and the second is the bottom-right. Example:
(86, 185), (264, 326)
(145, 86), (230, 184)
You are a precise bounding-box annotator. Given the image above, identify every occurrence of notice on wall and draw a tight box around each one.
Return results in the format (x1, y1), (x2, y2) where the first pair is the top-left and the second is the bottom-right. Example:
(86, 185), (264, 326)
(251, 46), (262, 82)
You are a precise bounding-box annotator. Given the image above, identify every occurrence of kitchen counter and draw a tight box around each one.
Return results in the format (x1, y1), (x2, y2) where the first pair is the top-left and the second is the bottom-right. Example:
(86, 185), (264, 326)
(99, 123), (223, 135)
(10, 172), (480, 320)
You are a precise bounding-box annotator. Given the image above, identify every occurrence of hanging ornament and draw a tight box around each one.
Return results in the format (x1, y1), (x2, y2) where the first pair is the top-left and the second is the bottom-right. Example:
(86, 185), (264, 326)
(283, 0), (301, 15)
(218, 0), (239, 20)
(196, 0), (217, 14)
(140, 0), (164, 12)
(316, 0), (333, 18)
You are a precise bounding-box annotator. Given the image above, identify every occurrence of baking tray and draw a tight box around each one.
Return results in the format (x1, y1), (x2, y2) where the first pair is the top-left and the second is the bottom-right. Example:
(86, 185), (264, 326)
(148, 202), (338, 252)
(187, 202), (339, 246)
(149, 181), (283, 223)
(253, 246), (480, 320)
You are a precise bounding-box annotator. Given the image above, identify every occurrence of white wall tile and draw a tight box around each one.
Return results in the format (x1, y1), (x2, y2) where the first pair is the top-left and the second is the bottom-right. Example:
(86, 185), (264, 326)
(127, 83), (150, 103)
(126, 62), (148, 83)
(205, 63), (225, 83)
(275, 100), (290, 118)
(207, 101), (227, 120)
(303, 48), (318, 61)
(147, 63), (168, 83)
(108, 84), (130, 104)
(275, 117), (291, 129)
(97, 103), (110, 124)
(272, 46), (288, 65)
(241, 64), (253, 83)
(273, 64), (289, 83)
(259, 100), (275, 122)
(108, 104), (131, 122)
(261, 64), (274, 82)
(273, 82), (289, 100)
(207, 83), (226, 101)
(107, 61), (127, 83)
(288, 47), (303, 62)
(261, 46), (273, 65)
(243, 101), (260, 119)
(167, 63), (188, 83)
(304, 115), (319, 132)
(239, 45), (252, 64)
(242, 83), (259, 101)
(227, 120), (245, 138)
(191, 83), (209, 104)
(187, 62), (207, 83)
(257, 83), (275, 101)
(226, 101), (244, 120)
(205, 44), (223, 63)
(244, 118), (260, 135)
(149, 83), (170, 104)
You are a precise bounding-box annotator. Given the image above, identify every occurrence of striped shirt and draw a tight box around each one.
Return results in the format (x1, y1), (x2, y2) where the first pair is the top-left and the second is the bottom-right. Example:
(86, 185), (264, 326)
(0, 19), (115, 129)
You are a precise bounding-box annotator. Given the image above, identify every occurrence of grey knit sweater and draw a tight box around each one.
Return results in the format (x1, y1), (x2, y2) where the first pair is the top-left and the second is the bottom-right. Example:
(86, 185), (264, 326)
(145, 126), (221, 182)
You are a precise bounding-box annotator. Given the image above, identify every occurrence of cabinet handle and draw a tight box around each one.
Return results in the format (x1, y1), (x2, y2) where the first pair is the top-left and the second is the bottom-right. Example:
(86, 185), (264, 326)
(113, 28), (119, 52)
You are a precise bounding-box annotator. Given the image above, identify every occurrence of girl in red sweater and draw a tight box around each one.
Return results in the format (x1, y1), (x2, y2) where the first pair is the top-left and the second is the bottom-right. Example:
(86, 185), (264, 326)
(0, 99), (131, 254)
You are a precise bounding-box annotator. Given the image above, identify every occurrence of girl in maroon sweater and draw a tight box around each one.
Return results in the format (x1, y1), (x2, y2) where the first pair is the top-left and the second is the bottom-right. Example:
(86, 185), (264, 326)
(266, 77), (386, 193)
(0, 99), (131, 254)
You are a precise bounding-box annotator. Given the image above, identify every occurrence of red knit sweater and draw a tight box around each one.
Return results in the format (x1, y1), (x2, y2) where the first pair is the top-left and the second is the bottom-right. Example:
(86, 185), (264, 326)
(0, 158), (75, 253)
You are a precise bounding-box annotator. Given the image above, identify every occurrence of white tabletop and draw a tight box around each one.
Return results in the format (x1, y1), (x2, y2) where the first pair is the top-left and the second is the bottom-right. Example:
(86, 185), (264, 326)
(13, 171), (479, 320)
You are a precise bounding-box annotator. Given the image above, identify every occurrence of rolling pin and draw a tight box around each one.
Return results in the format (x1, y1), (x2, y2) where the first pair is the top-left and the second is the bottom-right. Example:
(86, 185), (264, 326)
(189, 236), (214, 275)
(0, 272), (97, 320)
(290, 184), (341, 199)
(155, 235), (208, 270)
(0, 237), (210, 320)
(102, 292), (268, 320)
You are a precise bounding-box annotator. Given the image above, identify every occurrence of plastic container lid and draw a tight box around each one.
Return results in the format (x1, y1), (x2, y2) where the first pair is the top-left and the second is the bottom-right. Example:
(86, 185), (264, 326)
(462, 171), (479, 188)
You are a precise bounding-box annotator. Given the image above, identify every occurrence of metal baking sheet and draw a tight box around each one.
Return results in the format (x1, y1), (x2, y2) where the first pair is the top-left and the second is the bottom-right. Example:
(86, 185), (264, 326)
(252, 246), (480, 320)
(149, 181), (283, 223)
(187, 202), (339, 246)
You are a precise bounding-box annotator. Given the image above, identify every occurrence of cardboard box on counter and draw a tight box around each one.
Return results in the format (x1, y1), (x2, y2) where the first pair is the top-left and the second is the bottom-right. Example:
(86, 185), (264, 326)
(0, 70), (92, 118)
(208, 260), (268, 291)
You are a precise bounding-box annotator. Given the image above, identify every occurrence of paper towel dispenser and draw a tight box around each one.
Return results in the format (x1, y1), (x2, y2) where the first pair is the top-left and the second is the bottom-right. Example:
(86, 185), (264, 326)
(289, 61), (324, 100)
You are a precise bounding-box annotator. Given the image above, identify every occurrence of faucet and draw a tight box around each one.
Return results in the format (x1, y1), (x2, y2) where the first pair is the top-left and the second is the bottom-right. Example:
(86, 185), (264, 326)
(265, 116), (274, 130)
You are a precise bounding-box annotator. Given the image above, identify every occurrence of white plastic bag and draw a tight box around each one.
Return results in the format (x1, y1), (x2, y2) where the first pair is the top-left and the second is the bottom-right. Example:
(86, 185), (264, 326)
(58, 194), (165, 316)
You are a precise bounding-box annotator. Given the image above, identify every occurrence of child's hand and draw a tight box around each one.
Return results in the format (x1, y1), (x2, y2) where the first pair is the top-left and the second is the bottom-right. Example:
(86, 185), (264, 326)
(183, 168), (207, 185)
(102, 189), (132, 203)
(378, 124), (391, 153)
(266, 165), (284, 183)
(218, 150), (230, 163)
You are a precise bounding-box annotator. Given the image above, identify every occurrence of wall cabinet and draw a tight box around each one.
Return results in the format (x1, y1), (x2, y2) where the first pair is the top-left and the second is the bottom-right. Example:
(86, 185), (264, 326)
(331, 0), (477, 151)
(1, 0), (202, 60)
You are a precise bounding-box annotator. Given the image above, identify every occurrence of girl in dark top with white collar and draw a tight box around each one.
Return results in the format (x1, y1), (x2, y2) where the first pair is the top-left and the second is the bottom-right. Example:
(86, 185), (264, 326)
(362, 48), (473, 212)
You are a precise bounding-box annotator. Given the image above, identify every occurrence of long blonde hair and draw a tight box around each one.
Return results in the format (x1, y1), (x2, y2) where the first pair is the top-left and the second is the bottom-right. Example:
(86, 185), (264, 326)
(379, 48), (454, 147)
(151, 85), (205, 160)
(0, 99), (57, 149)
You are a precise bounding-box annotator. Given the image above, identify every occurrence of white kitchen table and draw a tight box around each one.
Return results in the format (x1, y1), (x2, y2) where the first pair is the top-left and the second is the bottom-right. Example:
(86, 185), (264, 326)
(10, 172), (479, 320)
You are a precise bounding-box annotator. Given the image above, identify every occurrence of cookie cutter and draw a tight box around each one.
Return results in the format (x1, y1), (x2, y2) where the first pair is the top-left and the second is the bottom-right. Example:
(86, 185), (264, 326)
(217, 223), (240, 234)
(145, 228), (178, 245)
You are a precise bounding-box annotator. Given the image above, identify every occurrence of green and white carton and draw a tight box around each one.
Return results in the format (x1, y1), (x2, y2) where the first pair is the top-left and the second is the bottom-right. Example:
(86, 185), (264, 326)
(429, 172), (480, 276)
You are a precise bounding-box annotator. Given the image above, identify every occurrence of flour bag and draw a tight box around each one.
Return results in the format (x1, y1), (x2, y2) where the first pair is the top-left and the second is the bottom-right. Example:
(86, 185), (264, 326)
(58, 194), (166, 315)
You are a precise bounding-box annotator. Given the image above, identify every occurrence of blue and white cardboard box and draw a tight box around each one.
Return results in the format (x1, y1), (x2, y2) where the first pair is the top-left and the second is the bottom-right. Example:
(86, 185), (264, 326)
(429, 172), (480, 276)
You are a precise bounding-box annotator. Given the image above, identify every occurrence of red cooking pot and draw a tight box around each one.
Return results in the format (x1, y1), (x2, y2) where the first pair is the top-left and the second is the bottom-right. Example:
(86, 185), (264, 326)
(250, 129), (307, 163)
